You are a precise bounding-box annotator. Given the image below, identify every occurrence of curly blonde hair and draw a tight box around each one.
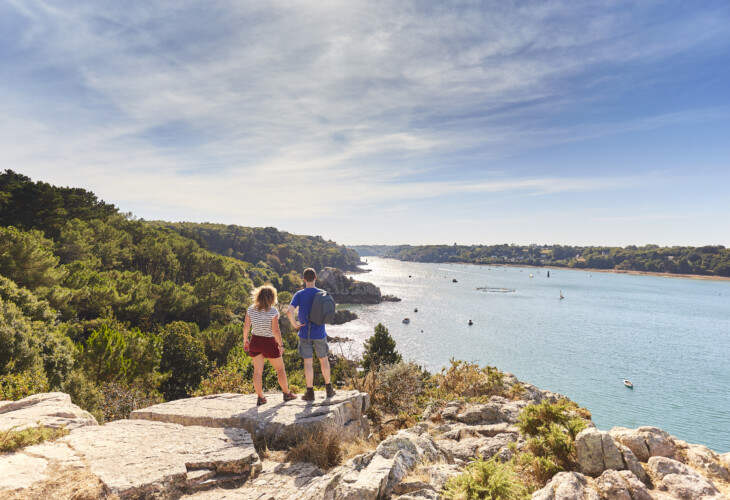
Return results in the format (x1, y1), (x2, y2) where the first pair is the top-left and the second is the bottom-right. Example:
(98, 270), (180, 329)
(252, 285), (277, 311)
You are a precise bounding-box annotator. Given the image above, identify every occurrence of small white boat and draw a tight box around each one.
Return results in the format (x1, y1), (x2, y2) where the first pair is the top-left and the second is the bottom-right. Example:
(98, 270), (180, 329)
(623, 380), (634, 388)
(559, 289), (564, 300)
(402, 318), (410, 324)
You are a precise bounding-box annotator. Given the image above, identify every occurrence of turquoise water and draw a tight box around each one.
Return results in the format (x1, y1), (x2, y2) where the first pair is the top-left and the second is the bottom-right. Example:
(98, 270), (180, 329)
(327, 257), (730, 453)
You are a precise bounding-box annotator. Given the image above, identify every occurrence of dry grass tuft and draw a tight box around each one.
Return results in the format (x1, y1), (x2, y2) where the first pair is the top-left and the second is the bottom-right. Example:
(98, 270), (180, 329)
(7, 463), (113, 500)
(285, 424), (375, 470)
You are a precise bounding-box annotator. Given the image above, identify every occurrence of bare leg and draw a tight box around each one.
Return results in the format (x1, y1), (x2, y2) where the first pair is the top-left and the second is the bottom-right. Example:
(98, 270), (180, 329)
(269, 356), (290, 393)
(303, 357), (314, 387)
(252, 354), (265, 398)
(318, 356), (331, 385)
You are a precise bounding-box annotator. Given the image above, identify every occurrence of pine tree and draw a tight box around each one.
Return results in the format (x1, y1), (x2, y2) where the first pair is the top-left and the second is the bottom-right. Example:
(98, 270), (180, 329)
(361, 323), (402, 373)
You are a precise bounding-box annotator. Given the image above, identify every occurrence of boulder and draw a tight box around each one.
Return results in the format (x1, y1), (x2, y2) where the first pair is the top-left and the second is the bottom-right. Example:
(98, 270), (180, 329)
(0, 392), (98, 432)
(609, 426), (679, 463)
(131, 390), (369, 449)
(682, 443), (730, 482)
(593, 469), (652, 500)
(531, 471), (601, 500)
(720, 452), (730, 470)
(304, 427), (448, 499)
(575, 428), (625, 477)
(647, 456), (722, 499)
(619, 444), (648, 484)
(455, 403), (500, 424)
(332, 309), (358, 325)
(440, 401), (462, 420)
(318, 267), (383, 304)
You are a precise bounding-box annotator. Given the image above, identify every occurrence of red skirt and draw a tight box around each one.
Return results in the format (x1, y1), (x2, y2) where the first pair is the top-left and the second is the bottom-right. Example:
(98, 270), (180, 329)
(248, 335), (281, 359)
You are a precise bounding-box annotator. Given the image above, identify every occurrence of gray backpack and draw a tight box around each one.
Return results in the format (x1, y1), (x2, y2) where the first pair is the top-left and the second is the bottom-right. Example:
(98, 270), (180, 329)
(307, 289), (336, 338)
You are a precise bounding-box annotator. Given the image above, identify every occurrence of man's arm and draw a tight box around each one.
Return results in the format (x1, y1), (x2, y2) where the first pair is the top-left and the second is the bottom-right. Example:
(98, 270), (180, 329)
(286, 305), (302, 330)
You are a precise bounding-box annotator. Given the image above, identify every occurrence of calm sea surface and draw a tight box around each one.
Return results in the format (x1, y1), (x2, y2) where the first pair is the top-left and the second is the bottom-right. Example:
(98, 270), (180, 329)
(327, 257), (730, 453)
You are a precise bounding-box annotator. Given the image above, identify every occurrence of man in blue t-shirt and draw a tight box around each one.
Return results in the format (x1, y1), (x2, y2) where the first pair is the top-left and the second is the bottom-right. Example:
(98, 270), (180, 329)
(286, 268), (335, 401)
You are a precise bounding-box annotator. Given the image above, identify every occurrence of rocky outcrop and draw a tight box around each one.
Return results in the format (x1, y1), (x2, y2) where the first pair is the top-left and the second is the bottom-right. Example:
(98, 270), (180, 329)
(332, 309), (358, 325)
(318, 267), (394, 304)
(610, 426), (681, 462)
(1, 391), (369, 499)
(4, 380), (730, 500)
(575, 428), (628, 477)
(532, 472), (601, 500)
(131, 390), (370, 449)
(648, 456), (724, 498)
(298, 422), (451, 500)
(534, 425), (730, 499)
(0, 392), (98, 432)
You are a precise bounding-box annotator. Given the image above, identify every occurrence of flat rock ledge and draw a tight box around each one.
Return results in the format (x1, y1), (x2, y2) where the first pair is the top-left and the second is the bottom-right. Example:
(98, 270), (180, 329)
(0, 419), (260, 498)
(131, 390), (370, 449)
(0, 392), (98, 432)
(1, 390), (368, 499)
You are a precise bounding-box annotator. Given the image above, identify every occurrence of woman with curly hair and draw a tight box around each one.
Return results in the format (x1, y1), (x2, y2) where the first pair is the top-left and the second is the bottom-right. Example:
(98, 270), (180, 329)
(243, 284), (296, 405)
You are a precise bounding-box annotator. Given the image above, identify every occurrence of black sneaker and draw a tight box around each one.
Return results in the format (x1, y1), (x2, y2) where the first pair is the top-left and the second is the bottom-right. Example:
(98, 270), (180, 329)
(302, 387), (315, 401)
(283, 391), (297, 402)
(256, 395), (267, 406)
(325, 383), (336, 398)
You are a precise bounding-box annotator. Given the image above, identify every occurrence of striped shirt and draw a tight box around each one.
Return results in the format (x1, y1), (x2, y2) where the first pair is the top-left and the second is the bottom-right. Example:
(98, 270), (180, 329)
(246, 305), (279, 338)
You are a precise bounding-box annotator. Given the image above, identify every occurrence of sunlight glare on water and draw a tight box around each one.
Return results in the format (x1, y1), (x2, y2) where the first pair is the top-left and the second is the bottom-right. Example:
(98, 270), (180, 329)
(328, 257), (730, 453)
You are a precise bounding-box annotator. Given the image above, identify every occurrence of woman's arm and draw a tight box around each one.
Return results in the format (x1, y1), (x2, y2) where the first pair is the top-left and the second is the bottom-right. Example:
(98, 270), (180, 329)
(243, 313), (251, 350)
(272, 315), (284, 355)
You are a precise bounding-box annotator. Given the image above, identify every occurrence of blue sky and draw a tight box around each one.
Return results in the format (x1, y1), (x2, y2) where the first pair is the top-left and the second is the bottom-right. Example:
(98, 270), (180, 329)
(2, 1), (729, 246)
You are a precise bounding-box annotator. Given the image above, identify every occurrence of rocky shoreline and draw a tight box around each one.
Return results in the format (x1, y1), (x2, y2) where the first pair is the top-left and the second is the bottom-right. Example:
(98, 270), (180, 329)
(2, 376), (729, 499)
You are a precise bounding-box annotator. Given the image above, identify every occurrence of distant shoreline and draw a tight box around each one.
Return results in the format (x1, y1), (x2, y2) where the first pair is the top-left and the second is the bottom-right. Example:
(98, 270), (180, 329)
(358, 258), (730, 282)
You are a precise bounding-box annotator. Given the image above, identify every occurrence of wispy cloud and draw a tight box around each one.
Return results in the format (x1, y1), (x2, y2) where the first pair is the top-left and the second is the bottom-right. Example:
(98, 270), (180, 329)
(1, 0), (729, 243)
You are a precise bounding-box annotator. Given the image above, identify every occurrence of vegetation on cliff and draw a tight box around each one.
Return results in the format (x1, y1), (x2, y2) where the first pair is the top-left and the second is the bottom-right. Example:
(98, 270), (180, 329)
(0, 171), (365, 420)
(352, 243), (730, 277)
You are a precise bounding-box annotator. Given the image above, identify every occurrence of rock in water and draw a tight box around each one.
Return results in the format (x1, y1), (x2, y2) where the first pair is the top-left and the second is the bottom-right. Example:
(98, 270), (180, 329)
(318, 267), (385, 303)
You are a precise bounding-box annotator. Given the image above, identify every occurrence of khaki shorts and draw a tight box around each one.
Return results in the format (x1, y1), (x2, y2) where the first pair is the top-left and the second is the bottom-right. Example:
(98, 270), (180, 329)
(298, 338), (329, 359)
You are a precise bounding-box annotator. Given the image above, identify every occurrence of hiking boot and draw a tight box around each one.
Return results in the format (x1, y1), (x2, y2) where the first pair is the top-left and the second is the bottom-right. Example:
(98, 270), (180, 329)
(256, 395), (267, 406)
(302, 387), (315, 401)
(283, 391), (297, 402)
(325, 383), (336, 398)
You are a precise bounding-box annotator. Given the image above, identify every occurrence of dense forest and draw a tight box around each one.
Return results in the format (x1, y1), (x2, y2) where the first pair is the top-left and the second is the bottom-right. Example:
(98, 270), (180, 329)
(0, 170), (359, 417)
(351, 243), (730, 277)
(152, 222), (361, 275)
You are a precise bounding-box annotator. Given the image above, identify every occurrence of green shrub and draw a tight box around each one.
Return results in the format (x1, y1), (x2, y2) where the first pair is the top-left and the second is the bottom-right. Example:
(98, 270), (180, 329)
(430, 359), (504, 399)
(62, 369), (104, 423)
(0, 363), (49, 401)
(513, 398), (588, 486)
(517, 399), (572, 437)
(442, 455), (527, 500)
(0, 424), (69, 453)
(193, 365), (254, 397)
(159, 322), (209, 400)
(375, 362), (424, 414)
